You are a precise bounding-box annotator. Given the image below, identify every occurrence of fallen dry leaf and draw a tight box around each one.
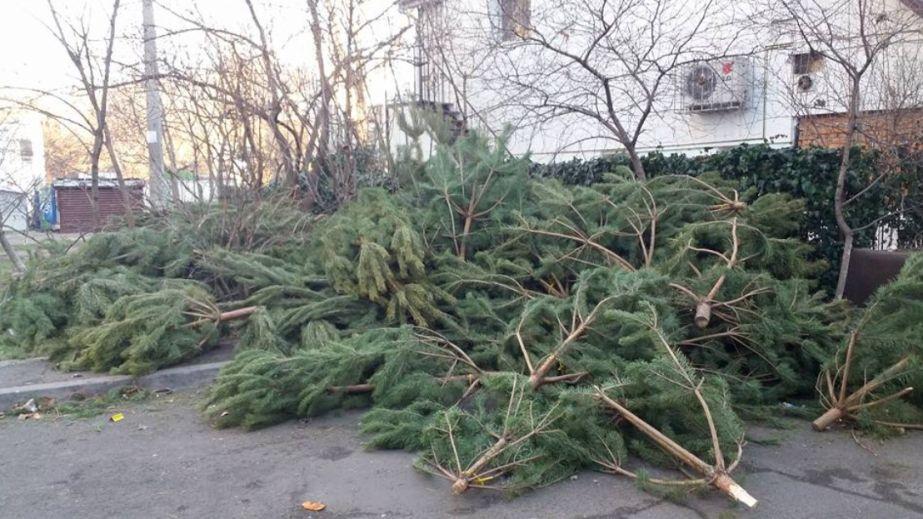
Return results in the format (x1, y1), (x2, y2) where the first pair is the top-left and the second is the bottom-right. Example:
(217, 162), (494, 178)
(16, 398), (38, 414)
(301, 501), (326, 512)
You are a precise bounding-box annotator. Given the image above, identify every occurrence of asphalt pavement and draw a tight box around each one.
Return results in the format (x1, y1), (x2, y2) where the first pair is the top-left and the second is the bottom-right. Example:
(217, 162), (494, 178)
(1, 390), (922, 518)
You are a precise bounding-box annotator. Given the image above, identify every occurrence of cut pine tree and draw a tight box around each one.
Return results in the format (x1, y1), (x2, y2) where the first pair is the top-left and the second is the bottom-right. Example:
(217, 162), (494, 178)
(671, 217), (755, 330)
(813, 254), (923, 432)
(595, 389), (757, 508)
(13, 128), (919, 504)
(420, 377), (562, 494)
(813, 331), (914, 431)
(592, 308), (757, 508)
(520, 295), (614, 390)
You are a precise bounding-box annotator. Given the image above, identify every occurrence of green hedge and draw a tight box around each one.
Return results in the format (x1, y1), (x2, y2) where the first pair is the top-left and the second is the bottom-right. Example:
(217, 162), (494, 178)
(532, 144), (922, 290)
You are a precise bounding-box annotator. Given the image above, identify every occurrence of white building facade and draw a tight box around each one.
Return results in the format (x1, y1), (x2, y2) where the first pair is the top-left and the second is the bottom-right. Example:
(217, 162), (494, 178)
(0, 112), (45, 231)
(367, 0), (923, 161)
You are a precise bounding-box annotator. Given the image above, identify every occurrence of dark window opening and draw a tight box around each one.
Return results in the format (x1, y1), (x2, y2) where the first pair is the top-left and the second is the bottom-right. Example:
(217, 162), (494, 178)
(19, 139), (33, 161)
(792, 51), (824, 75)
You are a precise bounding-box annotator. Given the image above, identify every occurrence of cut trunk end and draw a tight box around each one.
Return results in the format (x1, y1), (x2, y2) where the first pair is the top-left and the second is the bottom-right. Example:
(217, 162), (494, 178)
(529, 358), (556, 390)
(451, 478), (469, 494)
(327, 383), (374, 394)
(694, 301), (711, 329)
(713, 473), (757, 508)
(812, 407), (844, 431)
(217, 306), (259, 323)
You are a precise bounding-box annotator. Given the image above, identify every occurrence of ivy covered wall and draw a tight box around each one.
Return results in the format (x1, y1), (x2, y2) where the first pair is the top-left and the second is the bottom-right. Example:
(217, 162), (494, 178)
(532, 144), (922, 290)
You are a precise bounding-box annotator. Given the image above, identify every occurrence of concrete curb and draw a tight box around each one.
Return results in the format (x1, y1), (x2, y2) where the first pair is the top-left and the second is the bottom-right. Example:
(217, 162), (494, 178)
(0, 360), (228, 410)
(0, 357), (49, 369)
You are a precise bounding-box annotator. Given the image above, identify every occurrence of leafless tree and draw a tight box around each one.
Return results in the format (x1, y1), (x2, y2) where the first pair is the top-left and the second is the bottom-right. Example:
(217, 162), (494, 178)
(44, 0), (134, 226)
(438, 0), (747, 179)
(3, 0), (413, 215)
(775, 0), (923, 298)
(146, 0), (408, 206)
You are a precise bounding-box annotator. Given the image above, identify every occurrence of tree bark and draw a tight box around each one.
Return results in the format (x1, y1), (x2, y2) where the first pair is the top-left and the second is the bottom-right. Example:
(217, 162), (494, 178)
(307, 0), (332, 189)
(244, 0), (297, 189)
(813, 355), (913, 431)
(89, 141), (102, 228)
(103, 126), (135, 226)
(811, 407), (845, 431)
(694, 301), (712, 329)
(627, 146), (647, 181)
(216, 306), (259, 322)
(0, 230), (26, 273)
(834, 81), (861, 299)
(834, 233), (854, 299)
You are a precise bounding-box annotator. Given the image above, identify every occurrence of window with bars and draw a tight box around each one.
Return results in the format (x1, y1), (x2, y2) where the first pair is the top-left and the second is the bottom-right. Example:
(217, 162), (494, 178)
(19, 139), (33, 161)
(413, 2), (447, 103)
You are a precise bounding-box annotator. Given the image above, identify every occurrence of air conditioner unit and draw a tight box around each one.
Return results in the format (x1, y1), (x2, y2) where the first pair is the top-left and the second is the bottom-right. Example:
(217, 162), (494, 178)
(791, 51), (829, 113)
(682, 58), (750, 113)
(794, 74), (829, 112)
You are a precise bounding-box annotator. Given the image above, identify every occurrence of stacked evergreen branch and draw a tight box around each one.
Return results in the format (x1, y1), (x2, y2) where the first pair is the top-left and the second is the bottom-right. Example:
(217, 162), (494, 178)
(195, 132), (850, 503)
(0, 195), (309, 373)
(813, 254), (923, 432)
(64, 280), (223, 375)
(6, 129), (920, 504)
(315, 189), (456, 327)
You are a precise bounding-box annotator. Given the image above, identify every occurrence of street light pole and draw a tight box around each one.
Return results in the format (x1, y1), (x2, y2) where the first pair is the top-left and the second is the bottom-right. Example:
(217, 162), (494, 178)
(142, 0), (168, 208)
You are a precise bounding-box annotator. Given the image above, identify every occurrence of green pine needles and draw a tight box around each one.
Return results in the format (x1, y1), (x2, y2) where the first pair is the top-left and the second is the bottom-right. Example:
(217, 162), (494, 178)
(813, 254), (923, 432)
(64, 281), (221, 375)
(2, 128), (919, 505)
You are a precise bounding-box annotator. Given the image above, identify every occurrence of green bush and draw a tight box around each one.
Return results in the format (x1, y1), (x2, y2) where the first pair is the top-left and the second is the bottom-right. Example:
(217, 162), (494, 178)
(532, 144), (922, 290)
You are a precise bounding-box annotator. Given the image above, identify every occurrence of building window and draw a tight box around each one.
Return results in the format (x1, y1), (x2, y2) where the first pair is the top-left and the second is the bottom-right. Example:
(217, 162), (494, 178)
(791, 51), (824, 75)
(19, 139), (33, 162)
(496, 0), (531, 41)
(412, 2), (448, 103)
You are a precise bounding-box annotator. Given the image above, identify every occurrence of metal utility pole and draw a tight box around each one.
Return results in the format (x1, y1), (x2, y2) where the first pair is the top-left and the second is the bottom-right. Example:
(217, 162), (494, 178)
(142, 0), (168, 208)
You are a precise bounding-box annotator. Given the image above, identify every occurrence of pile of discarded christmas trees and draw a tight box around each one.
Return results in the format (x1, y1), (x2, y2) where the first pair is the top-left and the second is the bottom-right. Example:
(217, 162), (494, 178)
(2, 131), (922, 507)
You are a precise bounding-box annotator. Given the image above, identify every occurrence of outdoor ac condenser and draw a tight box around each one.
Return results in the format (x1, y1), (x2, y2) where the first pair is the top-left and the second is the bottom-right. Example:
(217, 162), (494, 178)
(682, 57), (751, 113)
(791, 51), (829, 114)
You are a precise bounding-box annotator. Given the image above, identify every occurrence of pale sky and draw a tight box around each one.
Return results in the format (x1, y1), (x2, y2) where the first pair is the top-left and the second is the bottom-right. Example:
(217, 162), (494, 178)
(0, 0), (409, 103)
(0, 1), (75, 88)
